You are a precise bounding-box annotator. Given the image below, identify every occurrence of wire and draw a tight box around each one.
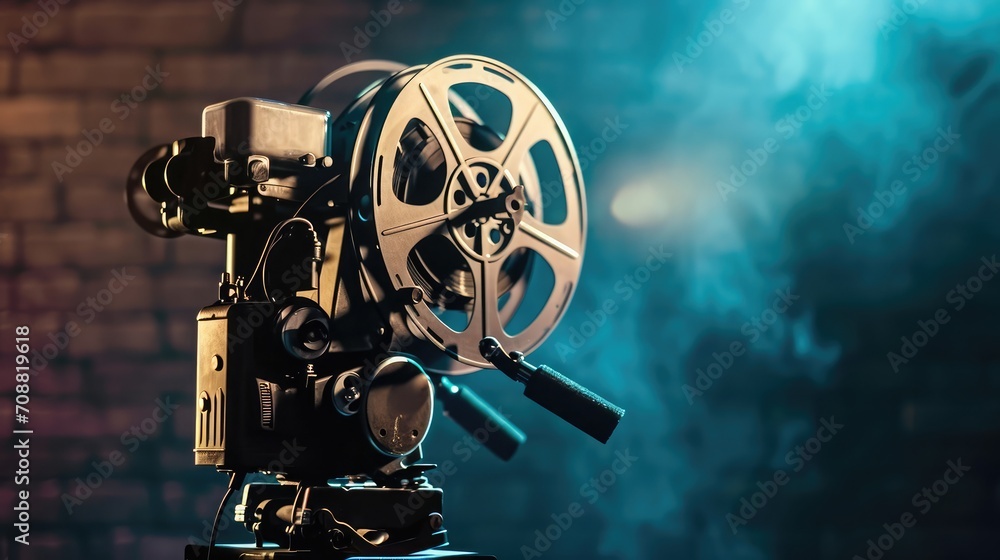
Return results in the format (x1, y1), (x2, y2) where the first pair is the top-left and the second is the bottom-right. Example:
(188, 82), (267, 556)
(207, 471), (246, 560)
(292, 173), (340, 219)
(261, 235), (285, 302)
(261, 173), (342, 299)
(248, 172), (343, 301)
(298, 60), (407, 106)
(245, 217), (314, 298)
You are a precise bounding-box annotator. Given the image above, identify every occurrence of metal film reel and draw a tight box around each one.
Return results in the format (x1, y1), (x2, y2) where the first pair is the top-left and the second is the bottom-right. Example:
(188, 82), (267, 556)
(348, 55), (586, 371)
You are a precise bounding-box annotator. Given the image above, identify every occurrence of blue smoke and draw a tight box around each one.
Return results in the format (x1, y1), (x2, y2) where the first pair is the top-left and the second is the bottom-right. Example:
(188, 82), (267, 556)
(408, 0), (1000, 558)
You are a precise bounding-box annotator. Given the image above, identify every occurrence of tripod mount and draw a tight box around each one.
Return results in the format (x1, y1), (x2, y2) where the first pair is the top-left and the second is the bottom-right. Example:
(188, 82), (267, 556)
(125, 56), (625, 559)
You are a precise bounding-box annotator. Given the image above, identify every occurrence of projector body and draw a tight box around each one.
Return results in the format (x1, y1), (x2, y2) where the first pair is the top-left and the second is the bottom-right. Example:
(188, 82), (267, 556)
(126, 56), (623, 559)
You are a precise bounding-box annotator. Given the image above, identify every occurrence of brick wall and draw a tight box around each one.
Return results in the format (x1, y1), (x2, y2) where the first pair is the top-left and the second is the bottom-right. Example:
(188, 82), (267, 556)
(0, 2), (440, 559)
(2, 1), (999, 560)
(0, 1), (643, 558)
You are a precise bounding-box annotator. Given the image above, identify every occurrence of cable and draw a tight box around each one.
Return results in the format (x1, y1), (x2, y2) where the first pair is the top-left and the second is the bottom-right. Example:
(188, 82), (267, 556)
(261, 234), (285, 302)
(249, 173), (342, 301)
(298, 60), (407, 106)
(207, 471), (246, 560)
(292, 173), (340, 219)
(245, 217), (314, 298)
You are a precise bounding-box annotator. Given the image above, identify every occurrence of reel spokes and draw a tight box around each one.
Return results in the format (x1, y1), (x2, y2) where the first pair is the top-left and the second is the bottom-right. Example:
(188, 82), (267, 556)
(353, 55), (587, 370)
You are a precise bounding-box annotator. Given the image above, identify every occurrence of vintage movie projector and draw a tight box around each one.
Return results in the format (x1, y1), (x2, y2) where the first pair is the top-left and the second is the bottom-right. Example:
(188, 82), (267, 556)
(125, 55), (625, 559)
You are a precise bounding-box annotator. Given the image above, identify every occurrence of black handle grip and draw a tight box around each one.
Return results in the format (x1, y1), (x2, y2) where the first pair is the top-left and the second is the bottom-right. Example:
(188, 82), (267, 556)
(522, 365), (625, 443)
(437, 378), (526, 461)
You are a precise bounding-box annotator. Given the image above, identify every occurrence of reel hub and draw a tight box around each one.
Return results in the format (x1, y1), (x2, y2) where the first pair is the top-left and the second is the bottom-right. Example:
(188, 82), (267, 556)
(347, 55), (587, 370)
(125, 54), (624, 560)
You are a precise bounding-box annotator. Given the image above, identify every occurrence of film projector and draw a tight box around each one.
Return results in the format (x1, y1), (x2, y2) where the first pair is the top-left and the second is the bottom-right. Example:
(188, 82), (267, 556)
(125, 55), (625, 559)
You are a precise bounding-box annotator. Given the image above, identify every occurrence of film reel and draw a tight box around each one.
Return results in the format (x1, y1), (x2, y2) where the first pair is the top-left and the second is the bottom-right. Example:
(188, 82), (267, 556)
(124, 52), (624, 560)
(345, 55), (586, 371)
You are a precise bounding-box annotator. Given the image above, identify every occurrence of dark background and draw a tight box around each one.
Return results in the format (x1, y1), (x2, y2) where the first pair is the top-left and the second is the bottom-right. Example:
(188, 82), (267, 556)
(1, 0), (999, 559)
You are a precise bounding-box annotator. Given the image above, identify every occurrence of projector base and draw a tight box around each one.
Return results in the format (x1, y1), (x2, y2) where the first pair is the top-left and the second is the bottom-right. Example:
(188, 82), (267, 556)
(184, 545), (495, 560)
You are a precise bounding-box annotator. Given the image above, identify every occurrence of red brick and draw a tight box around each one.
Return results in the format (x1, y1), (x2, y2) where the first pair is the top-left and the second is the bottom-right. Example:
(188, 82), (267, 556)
(92, 359), (194, 398)
(173, 402), (196, 444)
(79, 266), (153, 311)
(268, 52), (332, 87)
(192, 485), (228, 520)
(0, 177), (59, 221)
(10, 534), (81, 560)
(0, 2), (74, 49)
(100, 359), (195, 398)
(30, 398), (105, 437)
(0, 142), (40, 177)
(0, 97), (79, 138)
(147, 98), (210, 145)
(161, 479), (190, 521)
(137, 535), (190, 560)
(102, 403), (168, 438)
(23, 223), (167, 267)
(0, 276), (8, 311)
(21, 51), (157, 93)
(67, 479), (151, 524)
(166, 312), (197, 354)
(43, 141), (149, 183)
(80, 437), (136, 470)
(72, 1), (232, 48)
(173, 234), (226, 266)
(242, 2), (373, 47)
(0, 223), (15, 266)
(107, 526), (140, 560)
(0, 312), (63, 355)
(24, 443), (88, 485)
(0, 307), (61, 329)
(15, 268), (81, 310)
(0, 55), (10, 93)
(33, 479), (65, 523)
(80, 97), (145, 141)
(66, 178), (132, 222)
(27, 439), (90, 479)
(160, 54), (271, 95)
(156, 269), (219, 311)
(159, 443), (196, 475)
(67, 312), (160, 357)
(78, 529), (123, 560)
(265, 52), (362, 104)
(0, 484), (13, 515)
(0, 398), (12, 434)
(33, 362), (83, 397)
(1, 355), (29, 391)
